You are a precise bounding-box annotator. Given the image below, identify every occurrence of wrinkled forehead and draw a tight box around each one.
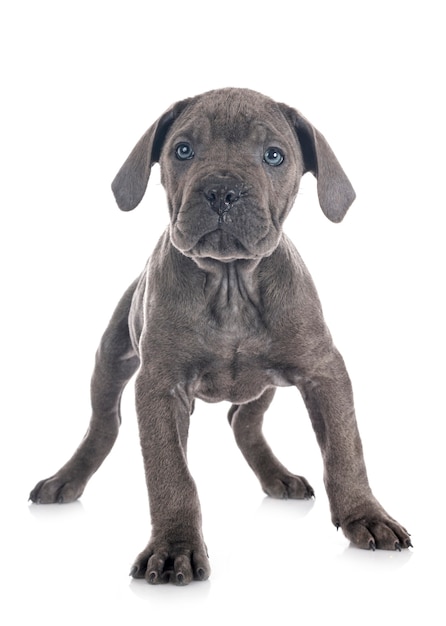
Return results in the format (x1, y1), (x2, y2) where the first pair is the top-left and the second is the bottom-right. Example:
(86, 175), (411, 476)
(171, 90), (292, 143)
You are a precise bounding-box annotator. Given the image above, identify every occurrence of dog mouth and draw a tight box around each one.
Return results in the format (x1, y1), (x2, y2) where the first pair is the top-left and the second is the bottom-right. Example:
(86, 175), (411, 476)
(170, 194), (279, 262)
(188, 229), (253, 261)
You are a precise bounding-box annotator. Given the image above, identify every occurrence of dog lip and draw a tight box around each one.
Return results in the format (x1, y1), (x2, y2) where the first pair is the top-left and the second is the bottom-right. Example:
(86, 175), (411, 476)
(187, 229), (253, 260)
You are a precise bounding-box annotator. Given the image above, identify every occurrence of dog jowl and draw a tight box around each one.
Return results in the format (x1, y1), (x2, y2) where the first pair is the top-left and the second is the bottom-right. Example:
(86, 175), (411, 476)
(30, 88), (411, 585)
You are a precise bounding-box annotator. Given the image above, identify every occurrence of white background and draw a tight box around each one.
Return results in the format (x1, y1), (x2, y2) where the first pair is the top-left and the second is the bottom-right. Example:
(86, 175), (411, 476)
(1, 0), (444, 623)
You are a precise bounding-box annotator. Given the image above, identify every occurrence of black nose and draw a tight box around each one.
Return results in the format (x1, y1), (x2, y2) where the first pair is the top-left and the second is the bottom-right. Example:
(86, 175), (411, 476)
(204, 181), (242, 215)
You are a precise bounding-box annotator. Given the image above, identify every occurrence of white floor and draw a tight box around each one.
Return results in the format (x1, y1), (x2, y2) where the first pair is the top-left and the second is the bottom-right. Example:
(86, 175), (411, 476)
(2, 1), (445, 624)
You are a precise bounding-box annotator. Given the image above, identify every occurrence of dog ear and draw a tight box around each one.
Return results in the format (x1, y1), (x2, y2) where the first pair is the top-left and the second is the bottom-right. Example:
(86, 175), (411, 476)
(111, 99), (192, 211)
(280, 104), (356, 222)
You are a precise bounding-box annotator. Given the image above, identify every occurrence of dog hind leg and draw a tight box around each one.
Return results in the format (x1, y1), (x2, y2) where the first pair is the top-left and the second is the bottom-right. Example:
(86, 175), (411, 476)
(228, 388), (314, 499)
(29, 280), (140, 504)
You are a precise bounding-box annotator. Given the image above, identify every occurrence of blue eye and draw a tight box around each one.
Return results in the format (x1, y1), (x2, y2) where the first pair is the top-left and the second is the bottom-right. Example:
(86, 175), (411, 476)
(175, 142), (195, 160)
(264, 147), (284, 166)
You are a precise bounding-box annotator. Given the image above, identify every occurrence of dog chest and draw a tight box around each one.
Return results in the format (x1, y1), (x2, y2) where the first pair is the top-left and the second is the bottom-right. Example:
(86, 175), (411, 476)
(192, 333), (293, 404)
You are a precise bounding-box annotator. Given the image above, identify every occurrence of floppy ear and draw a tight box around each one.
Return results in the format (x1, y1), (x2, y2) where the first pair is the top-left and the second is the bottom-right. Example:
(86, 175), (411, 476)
(111, 99), (192, 211)
(280, 104), (356, 222)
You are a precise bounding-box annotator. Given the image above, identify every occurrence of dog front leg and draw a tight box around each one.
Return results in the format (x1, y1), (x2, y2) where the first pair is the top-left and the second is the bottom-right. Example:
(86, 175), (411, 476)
(298, 347), (411, 551)
(130, 374), (210, 585)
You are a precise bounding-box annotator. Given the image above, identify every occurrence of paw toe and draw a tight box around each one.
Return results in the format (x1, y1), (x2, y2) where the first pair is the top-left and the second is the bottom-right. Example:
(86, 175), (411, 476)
(29, 476), (83, 504)
(342, 514), (411, 551)
(263, 474), (314, 500)
(131, 542), (210, 585)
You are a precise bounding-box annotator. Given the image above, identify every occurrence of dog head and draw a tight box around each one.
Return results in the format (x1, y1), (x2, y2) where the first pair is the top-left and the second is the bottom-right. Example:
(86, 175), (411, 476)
(112, 88), (355, 262)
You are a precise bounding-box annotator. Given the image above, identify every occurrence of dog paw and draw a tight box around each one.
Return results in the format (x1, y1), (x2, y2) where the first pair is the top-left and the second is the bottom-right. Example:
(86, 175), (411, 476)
(130, 539), (211, 585)
(262, 472), (315, 500)
(29, 475), (85, 504)
(339, 509), (412, 551)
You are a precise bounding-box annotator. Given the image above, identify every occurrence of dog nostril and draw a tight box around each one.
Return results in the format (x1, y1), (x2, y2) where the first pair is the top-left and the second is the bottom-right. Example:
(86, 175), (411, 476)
(224, 190), (239, 205)
(205, 186), (241, 209)
(206, 189), (218, 204)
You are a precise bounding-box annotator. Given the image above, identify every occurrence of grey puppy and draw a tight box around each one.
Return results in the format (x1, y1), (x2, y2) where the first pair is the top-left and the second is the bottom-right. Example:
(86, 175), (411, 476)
(30, 88), (411, 584)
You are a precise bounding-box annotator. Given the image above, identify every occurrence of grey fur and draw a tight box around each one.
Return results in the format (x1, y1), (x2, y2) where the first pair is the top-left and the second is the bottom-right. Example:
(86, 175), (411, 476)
(30, 88), (410, 585)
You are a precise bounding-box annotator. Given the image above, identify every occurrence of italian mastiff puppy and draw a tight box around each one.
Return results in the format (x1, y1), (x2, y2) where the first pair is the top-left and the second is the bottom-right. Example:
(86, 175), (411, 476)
(30, 87), (411, 584)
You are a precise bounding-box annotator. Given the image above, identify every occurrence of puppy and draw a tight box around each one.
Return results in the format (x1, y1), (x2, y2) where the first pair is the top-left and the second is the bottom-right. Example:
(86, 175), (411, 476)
(30, 88), (411, 585)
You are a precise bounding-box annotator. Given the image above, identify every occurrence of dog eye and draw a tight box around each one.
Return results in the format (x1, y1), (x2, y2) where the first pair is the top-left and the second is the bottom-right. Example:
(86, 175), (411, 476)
(264, 147), (284, 166)
(175, 143), (195, 160)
